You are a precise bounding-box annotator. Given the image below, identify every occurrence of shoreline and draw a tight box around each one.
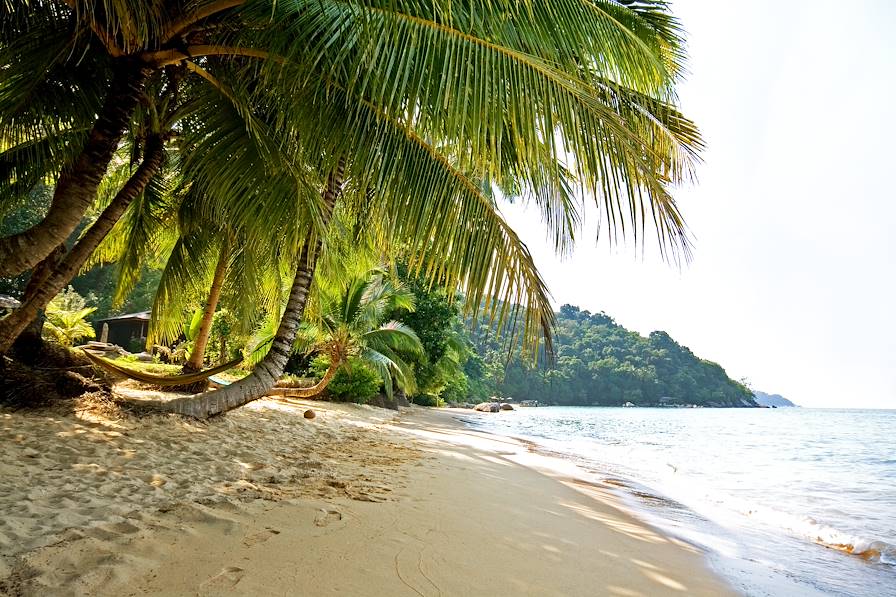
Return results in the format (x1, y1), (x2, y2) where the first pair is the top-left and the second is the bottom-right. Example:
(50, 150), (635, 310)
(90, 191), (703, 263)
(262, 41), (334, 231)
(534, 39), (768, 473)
(454, 406), (896, 597)
(1, 401), (735, 595)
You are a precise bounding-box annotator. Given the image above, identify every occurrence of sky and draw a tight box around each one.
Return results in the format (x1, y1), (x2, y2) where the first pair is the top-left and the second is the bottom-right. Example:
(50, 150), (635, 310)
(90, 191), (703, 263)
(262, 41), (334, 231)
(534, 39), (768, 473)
(501, 0), (896, 409)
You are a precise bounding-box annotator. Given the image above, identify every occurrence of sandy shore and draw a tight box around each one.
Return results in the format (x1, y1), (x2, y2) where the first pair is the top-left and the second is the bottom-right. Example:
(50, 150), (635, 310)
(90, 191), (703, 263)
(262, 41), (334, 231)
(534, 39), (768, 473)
(0, 399), (735, 596)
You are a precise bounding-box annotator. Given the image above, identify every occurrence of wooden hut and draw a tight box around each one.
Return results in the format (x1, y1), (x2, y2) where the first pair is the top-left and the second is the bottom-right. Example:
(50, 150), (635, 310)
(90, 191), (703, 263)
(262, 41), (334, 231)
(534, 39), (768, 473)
(93, 311), (150, 349)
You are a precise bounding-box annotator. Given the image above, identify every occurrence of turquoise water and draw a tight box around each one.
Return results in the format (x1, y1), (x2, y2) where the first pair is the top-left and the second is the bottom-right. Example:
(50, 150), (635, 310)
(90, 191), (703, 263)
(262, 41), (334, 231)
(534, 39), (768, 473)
(457, 407), (896, 596)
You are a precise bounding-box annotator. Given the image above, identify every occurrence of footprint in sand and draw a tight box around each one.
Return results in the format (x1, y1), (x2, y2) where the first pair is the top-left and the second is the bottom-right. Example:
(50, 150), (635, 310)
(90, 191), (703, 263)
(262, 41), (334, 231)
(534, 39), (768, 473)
(313, 508), (343, 527)
(242, 528), (281, 547)
(199, 566), (245, 593)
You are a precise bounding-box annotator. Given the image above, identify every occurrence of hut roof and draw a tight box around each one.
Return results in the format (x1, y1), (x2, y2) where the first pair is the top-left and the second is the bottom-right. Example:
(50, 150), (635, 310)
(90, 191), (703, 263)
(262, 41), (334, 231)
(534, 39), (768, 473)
(95, 311), (151, 323)
(0, 295), (21, 309)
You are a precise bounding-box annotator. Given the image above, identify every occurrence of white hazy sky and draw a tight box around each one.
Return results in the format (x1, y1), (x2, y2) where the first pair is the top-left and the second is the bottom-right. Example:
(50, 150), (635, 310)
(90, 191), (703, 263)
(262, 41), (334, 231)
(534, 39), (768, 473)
(502, 0), (896, 409)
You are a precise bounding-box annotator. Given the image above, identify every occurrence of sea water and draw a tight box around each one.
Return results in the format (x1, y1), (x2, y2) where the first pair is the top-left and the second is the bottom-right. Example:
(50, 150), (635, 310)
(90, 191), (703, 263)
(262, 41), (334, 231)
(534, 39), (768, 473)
(457, 407), (896, 596)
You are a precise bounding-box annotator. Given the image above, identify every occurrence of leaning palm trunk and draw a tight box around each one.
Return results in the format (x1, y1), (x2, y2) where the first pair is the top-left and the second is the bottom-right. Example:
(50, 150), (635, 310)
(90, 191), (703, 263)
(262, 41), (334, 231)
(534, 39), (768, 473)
(0, 135), (165, 355)
(267, 358), (341, 398)
(164, 162), (345, 418)
(0, 62), (149, 278)
(6, 245), (66, 359)
(184, 239), (230, 372)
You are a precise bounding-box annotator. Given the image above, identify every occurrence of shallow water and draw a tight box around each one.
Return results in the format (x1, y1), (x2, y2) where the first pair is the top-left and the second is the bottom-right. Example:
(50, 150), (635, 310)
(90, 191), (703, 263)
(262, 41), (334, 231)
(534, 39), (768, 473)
(458, 407), (896, 596)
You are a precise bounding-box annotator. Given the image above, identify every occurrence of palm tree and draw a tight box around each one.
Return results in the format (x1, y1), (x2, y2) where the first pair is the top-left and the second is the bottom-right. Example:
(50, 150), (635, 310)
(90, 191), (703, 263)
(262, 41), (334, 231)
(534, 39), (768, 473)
(164, 162), (345, 417)
(41, 288), (96, 347)
(0, 1), (266, 276)
(255, 269), (423, 402)
(297, 270), (423, 399)
(74, 118), (293, 374)
(43, 304), (96, 347)
(0, 71), (179, 352)
(3, 0), (698, 318)
(4, 2), (703, 414)
(182, 237), (230, 372)
(230, 2), (701, 326)
(0, 3), (311, 343)
(0, 59), (305, 353)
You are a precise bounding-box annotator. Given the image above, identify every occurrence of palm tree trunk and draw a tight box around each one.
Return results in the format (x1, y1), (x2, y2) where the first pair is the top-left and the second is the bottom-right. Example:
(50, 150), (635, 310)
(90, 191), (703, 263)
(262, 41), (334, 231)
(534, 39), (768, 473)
(184, 239), (230, 372)
(165, 161), (345, 418)
(0, 135), (166, 355)
(268, 358), (341, 398)
(6, 245), (66, 361)
(0, 61), (149, 278)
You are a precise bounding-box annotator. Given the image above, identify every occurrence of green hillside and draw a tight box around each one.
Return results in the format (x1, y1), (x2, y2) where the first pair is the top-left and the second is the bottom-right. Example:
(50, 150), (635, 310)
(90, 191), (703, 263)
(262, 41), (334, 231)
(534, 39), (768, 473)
(471, 305), (756, 407)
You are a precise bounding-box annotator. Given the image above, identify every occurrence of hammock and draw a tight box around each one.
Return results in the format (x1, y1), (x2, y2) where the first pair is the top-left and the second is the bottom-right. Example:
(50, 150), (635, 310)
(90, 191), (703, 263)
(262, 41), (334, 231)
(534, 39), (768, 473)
(207, 375), (232, 388)
(81, 349), (242, 387)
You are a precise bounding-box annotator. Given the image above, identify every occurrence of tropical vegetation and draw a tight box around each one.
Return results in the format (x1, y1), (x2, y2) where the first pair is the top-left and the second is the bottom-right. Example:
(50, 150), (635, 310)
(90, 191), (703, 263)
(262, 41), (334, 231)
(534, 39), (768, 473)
(294, 270), (423, 399)
(42, 288), (97, 347)
(1, 0), (704, 416)
(470, 305), (756, 407)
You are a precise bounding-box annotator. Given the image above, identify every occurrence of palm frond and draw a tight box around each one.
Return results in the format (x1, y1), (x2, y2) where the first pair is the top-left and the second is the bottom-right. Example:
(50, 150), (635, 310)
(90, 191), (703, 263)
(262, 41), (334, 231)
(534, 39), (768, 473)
(363, 321), (423, 357)
(360, 344), (417, 397)
(250, 1), (699, 250)
(84, 165), (179, 304)
(0, 128), (90, 212)
(148, 229), (218, 345)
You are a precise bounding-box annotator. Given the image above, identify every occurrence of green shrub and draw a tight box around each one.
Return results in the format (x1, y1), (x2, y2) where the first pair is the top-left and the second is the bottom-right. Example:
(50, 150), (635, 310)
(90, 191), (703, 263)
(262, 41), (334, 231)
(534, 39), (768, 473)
(411, 393), (443, 407)
(127, 336), (146, 354)
(284, 351), (315, 376)
(439, 374), (469, 404)
(311, 355), (381, 404)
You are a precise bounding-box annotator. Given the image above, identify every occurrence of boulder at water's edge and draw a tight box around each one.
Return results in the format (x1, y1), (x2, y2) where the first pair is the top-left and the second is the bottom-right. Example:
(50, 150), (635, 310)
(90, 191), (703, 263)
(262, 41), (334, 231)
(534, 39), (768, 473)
(474, 402), (501, 413)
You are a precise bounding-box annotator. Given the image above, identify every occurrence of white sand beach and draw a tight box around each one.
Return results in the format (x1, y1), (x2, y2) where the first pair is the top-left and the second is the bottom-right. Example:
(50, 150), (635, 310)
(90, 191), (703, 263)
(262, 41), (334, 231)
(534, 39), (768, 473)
(0, 399), (734, 596)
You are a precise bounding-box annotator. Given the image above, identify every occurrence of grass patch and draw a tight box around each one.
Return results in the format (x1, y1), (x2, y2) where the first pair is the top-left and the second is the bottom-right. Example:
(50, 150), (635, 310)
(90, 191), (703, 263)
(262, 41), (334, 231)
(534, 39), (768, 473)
(109, 359), (181, 376)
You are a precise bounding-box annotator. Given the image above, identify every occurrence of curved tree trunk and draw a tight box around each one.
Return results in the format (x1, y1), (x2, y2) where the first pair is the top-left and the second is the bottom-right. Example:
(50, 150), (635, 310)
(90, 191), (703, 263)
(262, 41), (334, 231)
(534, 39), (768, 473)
(267, 358), (341, 398)
(165, 161), (345, 418)
(0, 61), (149, 278)
(184, 239), (230, 372)
(7, 245), (66, 362)
(0, 135), (166, 355)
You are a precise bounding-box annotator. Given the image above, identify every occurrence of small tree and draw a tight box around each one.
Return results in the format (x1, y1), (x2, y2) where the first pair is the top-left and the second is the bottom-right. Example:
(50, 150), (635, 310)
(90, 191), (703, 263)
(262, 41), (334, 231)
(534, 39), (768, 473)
(296, 271), (424, 399)
(43, 288), (96, 347)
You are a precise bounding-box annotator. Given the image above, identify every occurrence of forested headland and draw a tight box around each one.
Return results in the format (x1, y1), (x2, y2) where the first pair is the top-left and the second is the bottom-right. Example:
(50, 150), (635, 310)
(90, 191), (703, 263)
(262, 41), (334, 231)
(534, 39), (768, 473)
(469, 305), (756, 407)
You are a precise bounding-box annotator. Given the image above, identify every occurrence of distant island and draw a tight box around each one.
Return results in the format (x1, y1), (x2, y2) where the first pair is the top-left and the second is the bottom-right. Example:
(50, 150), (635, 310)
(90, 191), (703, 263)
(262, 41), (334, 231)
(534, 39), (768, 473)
(471, 305), (757, 408)
(752, 391), (798, 408)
